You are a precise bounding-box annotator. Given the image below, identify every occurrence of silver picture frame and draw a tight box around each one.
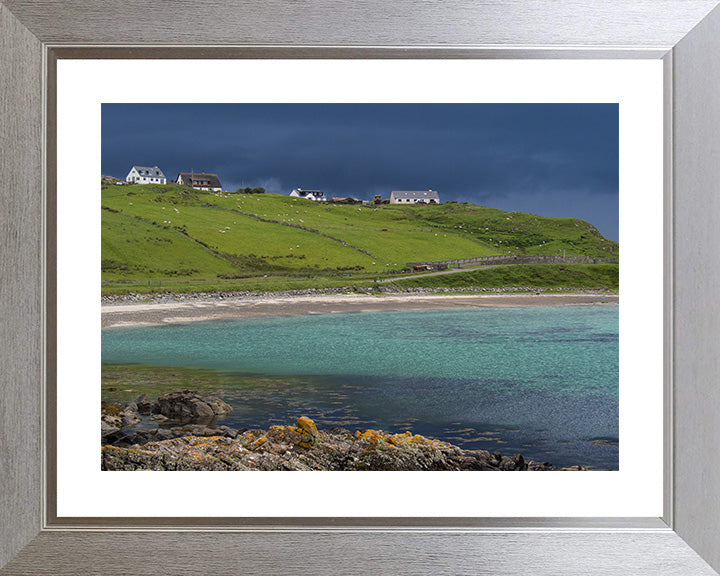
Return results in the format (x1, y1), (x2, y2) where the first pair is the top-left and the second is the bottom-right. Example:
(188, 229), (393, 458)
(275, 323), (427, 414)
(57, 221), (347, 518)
(2, 1), (720, 574)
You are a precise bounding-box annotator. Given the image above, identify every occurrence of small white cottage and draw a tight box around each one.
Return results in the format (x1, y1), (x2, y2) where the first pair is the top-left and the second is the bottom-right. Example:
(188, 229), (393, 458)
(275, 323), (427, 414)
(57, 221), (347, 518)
(389, 190), (440, 204)
(290, 188), (327, 202)
(125, 165), (167, 184)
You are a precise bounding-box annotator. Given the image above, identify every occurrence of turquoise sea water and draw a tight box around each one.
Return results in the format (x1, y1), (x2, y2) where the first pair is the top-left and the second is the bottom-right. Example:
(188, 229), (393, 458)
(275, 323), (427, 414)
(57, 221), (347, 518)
(102, 304), (619, 469)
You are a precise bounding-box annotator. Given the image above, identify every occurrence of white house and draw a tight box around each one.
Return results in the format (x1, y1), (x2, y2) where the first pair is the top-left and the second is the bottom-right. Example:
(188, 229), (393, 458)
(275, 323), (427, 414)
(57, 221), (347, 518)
(176, 172), (223, 191)
(389, 190), (440, 204)
(290, 188), (327, 202)
(126, 165), (167, 184)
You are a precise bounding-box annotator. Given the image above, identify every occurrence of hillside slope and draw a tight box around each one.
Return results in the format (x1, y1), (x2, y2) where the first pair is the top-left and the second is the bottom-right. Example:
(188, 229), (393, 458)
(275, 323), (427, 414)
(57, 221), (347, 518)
(101, 183), (618, 293)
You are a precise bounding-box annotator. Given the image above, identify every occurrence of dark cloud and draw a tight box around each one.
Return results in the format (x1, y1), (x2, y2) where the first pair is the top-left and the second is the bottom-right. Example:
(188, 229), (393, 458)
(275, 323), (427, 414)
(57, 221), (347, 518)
(102, 103), (619, 239)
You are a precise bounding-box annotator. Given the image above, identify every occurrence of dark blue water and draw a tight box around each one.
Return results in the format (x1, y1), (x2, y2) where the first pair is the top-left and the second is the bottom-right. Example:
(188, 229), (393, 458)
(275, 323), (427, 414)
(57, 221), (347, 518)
(102, 305), (619, 469)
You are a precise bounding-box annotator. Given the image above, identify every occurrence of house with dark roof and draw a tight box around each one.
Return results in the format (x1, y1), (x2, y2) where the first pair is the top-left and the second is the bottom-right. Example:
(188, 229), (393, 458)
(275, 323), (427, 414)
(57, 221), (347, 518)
(289, 188), (327, 202)
(389, 190), (440, 204)
(125, 165), (166, 184)
(176, 172), (223, 191)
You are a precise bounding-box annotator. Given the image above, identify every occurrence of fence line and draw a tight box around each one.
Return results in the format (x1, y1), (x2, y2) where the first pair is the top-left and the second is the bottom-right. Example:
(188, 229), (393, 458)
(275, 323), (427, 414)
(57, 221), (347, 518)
(406, 255), (619, 269)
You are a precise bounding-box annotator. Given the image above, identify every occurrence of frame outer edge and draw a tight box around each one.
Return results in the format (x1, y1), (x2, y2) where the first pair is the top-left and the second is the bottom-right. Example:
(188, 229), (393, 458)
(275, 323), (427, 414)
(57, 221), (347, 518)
(1, 0), (719, 574)
(0, 2), (44, 570)
(2, 0), (719, 47)
(671, 3), (720, 573)
(3, 531), (719, 576)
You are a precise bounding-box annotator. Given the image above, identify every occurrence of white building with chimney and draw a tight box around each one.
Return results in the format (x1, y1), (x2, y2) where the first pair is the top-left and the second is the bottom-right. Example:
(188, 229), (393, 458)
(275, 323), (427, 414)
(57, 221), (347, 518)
(125, 165), (167, 184)
(389, 190), (440, 204)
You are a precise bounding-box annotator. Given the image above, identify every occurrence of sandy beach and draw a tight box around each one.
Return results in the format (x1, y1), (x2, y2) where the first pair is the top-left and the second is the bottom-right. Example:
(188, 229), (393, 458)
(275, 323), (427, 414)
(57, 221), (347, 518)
(102, 292), (618, 329)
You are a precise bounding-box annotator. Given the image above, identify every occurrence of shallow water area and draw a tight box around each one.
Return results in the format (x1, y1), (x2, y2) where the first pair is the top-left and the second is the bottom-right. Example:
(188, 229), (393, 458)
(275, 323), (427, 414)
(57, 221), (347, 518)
(102, 305), (619, 469)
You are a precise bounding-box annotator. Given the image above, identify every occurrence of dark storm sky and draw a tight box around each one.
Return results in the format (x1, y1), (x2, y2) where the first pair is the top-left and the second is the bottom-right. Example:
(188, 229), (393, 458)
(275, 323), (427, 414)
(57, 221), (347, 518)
(101, 103), (619, 240)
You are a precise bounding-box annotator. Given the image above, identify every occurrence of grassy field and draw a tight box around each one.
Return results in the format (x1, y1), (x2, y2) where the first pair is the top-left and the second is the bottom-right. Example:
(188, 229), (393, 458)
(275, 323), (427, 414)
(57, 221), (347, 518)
(101, 183), (619, 294)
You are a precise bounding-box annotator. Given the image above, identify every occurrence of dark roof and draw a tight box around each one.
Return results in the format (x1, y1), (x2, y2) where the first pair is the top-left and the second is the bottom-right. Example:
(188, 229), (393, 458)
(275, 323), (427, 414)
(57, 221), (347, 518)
(177, 172), (222, 188)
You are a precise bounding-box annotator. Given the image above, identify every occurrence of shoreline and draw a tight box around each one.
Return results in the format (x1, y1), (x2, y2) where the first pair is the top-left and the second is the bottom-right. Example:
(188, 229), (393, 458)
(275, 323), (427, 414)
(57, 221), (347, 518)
(102, 393), (587, 471)
(102, 290), (618, 329)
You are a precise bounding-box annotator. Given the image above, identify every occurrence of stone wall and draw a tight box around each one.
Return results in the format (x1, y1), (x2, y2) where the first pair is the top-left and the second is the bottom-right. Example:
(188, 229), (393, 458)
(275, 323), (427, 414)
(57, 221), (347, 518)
(406, 255), (619, 268)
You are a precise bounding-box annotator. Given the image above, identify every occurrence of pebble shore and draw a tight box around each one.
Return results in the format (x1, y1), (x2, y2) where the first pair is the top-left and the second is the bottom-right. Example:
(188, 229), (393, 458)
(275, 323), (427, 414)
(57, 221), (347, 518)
(102, 285), (616, 305)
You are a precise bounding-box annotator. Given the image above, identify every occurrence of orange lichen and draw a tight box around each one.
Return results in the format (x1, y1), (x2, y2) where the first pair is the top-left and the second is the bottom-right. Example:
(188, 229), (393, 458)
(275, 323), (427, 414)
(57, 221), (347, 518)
(294, 428), (315, 448)
(355, 429), (431, 450)
(296, 416), (318, 437)
(101, 402), (124, 416)
(355, 429), (385, 448)
(251, 436), (268, 451)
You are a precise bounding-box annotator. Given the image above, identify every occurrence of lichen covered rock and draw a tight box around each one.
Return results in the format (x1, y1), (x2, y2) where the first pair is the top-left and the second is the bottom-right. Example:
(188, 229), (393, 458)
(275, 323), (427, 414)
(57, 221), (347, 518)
(101, 417), (578, 472)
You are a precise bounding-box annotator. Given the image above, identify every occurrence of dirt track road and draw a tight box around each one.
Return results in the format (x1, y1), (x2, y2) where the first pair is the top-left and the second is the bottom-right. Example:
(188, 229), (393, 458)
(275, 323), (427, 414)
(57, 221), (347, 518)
(378, 265), (496, 283)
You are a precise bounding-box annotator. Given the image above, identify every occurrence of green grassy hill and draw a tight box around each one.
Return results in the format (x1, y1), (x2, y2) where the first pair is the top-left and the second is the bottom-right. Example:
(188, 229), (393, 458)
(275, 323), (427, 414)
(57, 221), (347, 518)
(101, 183), (619, 294)
(392, 263), (619, 291)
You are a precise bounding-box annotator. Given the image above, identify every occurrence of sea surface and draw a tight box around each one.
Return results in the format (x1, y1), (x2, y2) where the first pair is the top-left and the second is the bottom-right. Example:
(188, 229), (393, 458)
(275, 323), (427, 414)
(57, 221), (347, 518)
(102, 304), (619, 469)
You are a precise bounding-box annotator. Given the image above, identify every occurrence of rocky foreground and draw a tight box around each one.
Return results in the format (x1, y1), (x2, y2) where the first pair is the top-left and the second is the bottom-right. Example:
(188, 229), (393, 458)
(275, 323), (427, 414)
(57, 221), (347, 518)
(101, 391), (586, 471)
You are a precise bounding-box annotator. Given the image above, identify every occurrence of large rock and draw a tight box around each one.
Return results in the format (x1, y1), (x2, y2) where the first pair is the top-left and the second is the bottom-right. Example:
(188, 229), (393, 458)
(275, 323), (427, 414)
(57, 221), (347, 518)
(120, 409), (141, 427)
(106, 424), (243, 448)
(135, 394), (154, 414)
(101, 400), (141, 427)
(101, 414), (122, 428)
(101, 420), (120, 440)
(155, 390), (233, 422)
(101, 391), (237, 447)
